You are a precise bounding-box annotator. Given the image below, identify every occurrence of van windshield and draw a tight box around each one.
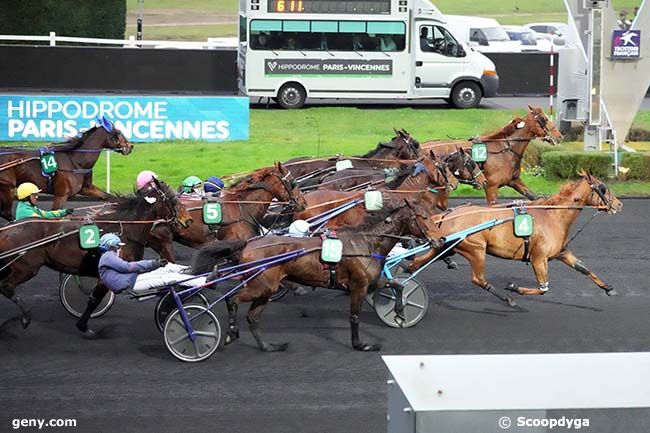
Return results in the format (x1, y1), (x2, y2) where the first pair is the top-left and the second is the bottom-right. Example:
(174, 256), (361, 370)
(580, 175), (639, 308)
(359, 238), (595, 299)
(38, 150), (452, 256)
(481, 27), (509, 42)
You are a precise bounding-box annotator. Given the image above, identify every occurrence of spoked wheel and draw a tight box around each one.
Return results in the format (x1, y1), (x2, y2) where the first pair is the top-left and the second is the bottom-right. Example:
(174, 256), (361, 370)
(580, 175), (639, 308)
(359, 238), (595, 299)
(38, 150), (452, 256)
(154, 292), (209, 333)
(269, 283), (291, 302)
(163, 304), (221, 363)
(372, 274), (429, 328)
(59, 274), (115, 318)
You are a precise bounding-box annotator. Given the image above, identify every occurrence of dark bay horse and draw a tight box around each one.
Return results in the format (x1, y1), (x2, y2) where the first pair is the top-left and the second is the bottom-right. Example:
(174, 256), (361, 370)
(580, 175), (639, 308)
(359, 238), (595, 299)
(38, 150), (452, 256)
(0, 123), (133, 220)
(0, 179), (192, 328)
(213, 197), (439, 352)
(284, 129), (422, 182)
(295, 152), (458, 228)
(315, 148), (487, 192)
(146, 163), (305, 262)
(421, 106), (562, 204)
(408, 171), (622, 305)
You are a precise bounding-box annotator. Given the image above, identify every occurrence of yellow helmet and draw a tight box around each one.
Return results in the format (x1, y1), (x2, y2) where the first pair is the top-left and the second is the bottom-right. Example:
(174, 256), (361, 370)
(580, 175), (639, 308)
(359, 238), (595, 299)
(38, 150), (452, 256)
(17, 182), (41, 200)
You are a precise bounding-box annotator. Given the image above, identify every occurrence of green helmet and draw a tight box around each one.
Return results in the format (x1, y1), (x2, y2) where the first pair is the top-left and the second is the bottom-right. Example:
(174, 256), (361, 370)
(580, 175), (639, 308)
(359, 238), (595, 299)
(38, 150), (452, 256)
(182, 176), (203, 193)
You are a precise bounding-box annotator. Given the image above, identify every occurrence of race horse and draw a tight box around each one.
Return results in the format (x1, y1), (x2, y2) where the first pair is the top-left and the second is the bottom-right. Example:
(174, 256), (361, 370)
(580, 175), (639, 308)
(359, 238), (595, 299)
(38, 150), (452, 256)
(421, 106), (562, 204)
(284, 129), (422, 183)
(146, 163), (305, 262)
(0, 121), (133, 220)
(0, 179), (192, 328)
(197, 195), (439, 352)
(314, 148), (487, 192)
(408, 171), (622, 305)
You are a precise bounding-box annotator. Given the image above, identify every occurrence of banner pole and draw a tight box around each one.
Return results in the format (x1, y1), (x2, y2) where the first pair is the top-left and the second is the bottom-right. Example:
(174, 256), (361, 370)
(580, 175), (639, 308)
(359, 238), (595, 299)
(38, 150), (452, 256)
(106, 151), (111, 193)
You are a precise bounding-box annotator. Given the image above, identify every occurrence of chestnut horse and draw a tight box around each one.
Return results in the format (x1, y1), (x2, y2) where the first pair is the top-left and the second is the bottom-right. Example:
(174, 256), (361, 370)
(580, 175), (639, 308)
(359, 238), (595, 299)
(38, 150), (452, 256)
(213, 196), (438, 352)
(284, 129), (422, 182)
(146, 163), (305, 262)
(0, 179), (192, 328)
(421, 106), (562, 204)
(0, 123), (133, 220)
(408, 171), (622, 305)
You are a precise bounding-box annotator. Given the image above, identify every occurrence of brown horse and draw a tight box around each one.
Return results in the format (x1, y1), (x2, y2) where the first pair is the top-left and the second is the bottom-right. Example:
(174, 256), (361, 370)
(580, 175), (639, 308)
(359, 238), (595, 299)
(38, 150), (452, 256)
(421, 106), (562, 204)
(284, 129), (422, 182)
(295, 152), (458, 229)
(0, 179), (192, 328)
(0, 124), (133, 220)
(215, 196), (439, 352)
(315, 148), (487, 192)
(146, 163), (304, 262)
(408, 171), (622, 305)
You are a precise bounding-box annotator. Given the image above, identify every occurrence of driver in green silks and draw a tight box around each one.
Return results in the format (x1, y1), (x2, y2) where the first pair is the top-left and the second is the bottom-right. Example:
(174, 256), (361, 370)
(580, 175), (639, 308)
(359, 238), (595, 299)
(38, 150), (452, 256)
(15, 182), (73, 221)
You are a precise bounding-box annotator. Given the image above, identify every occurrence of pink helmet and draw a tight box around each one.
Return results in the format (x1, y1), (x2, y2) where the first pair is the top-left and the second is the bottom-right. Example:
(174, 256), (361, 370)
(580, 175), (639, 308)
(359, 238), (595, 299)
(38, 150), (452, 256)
(136, 170), (157, 190)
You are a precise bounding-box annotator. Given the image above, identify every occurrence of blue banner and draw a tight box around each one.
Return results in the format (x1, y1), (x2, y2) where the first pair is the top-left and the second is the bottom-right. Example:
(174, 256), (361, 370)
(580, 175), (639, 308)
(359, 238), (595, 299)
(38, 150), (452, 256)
(0, 95), (249, 142)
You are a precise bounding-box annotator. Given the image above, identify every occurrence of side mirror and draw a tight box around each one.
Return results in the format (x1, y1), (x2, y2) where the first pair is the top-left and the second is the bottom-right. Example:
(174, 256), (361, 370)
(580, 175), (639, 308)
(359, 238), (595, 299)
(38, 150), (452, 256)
(457, 46), (466, 57)
(478, 36), (489, 46)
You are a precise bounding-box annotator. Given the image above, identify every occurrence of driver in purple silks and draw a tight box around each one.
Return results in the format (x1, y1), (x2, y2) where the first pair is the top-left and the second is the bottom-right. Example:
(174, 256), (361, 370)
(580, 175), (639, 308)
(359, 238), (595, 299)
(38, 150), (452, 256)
(76, 233), (167, 339)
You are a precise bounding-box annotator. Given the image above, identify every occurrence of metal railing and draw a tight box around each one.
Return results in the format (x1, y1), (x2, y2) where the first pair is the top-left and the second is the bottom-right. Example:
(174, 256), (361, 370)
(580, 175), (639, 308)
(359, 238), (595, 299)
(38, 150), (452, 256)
(0, 32), (237, 49)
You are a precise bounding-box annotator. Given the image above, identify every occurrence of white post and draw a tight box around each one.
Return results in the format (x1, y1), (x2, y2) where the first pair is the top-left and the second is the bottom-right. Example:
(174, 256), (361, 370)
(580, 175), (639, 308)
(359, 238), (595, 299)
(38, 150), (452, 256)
(49, 31), (56, 46)
(106, 151), (111, 193)
(549, 46), (555, 116)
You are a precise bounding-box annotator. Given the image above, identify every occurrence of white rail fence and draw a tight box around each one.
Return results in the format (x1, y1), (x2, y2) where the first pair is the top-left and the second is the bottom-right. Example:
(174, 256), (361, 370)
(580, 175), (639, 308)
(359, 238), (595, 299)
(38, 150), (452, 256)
(0, 32), (237, 49)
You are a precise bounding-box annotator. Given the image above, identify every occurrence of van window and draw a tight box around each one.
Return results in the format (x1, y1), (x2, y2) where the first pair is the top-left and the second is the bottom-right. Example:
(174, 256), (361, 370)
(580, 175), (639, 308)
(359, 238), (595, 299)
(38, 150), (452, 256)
(419, 25), (462, 57)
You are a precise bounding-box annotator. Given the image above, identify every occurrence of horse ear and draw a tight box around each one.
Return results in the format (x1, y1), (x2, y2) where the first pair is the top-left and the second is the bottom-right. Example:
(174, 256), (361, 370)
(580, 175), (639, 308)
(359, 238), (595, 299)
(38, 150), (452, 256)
(528, 104), (535, 112)
(428, 149), (437, 160)
(577, 169), (587, 178)
(393, 127), (399, 136)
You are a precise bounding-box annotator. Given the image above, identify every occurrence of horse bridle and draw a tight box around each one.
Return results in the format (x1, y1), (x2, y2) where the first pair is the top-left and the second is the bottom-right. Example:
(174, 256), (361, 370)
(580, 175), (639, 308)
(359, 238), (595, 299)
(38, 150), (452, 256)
(588, 179), (614, 211)
(532, 112), (559, 144)
(107, 130), (131, 155)
(422, 158), (458, 191)
(148, 183), (184, 228)
(449, 151), (484, 188)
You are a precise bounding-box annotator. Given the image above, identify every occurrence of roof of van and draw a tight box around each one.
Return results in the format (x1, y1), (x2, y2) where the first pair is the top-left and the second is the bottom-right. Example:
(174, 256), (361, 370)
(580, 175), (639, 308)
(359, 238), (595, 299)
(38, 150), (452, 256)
(444, 15), (501, 27)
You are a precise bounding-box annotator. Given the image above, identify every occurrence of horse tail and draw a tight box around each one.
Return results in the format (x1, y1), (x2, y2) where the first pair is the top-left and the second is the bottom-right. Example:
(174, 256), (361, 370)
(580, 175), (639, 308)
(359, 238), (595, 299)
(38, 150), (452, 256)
(190, 239), (247, 274)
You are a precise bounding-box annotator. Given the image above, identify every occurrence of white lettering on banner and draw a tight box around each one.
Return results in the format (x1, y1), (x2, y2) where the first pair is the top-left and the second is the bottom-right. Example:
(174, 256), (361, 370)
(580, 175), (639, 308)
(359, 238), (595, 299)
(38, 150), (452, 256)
(7, 100), (23, 117)
(48, 100), (63, 117)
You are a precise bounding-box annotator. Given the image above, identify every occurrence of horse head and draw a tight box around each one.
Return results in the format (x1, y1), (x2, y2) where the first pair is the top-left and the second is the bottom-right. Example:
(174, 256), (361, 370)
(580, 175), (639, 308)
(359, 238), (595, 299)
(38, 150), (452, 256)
(444, 147), (488, 189)
(395, 129), (422, 160)
(413, 150), (459, 192)
(526, 105), (563, 145)
(139, 178), (193, 228)
(578, 170), (623, 214)
(94, 116), (134, 155)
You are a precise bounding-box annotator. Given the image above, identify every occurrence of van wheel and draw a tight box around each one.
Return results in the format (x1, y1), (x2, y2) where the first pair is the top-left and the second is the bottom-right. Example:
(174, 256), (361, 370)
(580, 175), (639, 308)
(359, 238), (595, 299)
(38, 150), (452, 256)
(451, 81), (482, 109)
(277, 83), (306, 109)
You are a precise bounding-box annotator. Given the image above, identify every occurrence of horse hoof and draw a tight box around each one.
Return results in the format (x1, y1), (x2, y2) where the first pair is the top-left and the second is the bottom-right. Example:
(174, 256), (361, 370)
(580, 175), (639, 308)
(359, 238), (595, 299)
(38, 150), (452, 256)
(81, 329), (98, 340)
(21, 314), (31, 329)
(293, 287), (308, 296)
(446, 261), (458, 270)
(262, 342), (289, 352)
(506, 297), (517, 307)
(354, 342), (381, 352)
(505, 283), (518, 293)
(224, 331), (239, 346)
(606, 288), (617, 297)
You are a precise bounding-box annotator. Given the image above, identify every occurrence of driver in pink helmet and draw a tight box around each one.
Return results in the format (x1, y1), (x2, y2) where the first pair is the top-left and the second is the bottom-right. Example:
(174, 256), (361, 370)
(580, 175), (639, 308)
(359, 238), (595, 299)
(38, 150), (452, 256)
(136, 170), (157, 191)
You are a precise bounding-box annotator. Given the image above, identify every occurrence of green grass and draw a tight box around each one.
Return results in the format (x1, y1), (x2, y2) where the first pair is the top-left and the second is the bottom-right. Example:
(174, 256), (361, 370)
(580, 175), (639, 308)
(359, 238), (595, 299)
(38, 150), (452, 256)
(6, 107), (646, 196)
(125, 23), (237, 40)
(125, 0), (644, 39)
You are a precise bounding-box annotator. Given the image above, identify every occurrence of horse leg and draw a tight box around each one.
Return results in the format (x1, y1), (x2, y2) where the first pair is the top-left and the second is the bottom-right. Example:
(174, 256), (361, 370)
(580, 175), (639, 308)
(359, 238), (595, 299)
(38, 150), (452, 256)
(79, 184), (115, 201)
(462, 249), (516, 306)
(350, 280), (381, 351)
(508, 178), (537, 201)
(504, 256), (549, 296)
(0, 283), (31, 329)
(247, 297), (288, 352)
(0, 186), (15, 220)
(442, 257), (458, 270)
(51, 195), (68, 211)
(224, 297), (240, 345)
(76, 283), (110, 338)
(484, 185), (499, 205)
(556, 250), (616, 296)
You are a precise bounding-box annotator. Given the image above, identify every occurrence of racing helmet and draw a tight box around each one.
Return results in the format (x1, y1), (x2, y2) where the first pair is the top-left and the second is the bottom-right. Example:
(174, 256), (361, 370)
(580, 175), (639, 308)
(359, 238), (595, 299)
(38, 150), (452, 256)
(136, 170), (157, 190)
(17, 182), (42, 200)
(204, 176), (225, 193)
(182, 176), (203, 194)
(99, 233), (125, 250)
(288, 219), (310, 237)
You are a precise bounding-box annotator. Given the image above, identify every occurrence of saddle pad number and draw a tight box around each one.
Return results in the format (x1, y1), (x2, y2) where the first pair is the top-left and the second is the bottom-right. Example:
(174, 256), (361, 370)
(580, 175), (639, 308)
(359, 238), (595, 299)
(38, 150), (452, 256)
(336, 160), (353, 171)
(40, 153), (58, 174)
(79, 225), (100, 249)
(514, 214), (533, 237)
(321, 238), (343, 263)
(203, 203), (222, 224)
(364, 190), (383, 211)
(471, 143), (487, 163)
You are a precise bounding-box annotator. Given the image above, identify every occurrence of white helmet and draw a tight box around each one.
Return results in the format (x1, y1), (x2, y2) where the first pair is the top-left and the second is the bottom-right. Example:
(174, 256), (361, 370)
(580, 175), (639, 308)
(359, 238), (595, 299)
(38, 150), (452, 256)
(288, 220), (310, 237)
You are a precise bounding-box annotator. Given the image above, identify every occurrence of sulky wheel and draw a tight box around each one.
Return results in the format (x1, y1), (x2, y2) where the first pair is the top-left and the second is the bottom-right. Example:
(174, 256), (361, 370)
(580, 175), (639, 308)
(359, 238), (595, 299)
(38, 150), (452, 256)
(372, 274), (429, 328)
(59, 274), (115, 318)
(163, 304), (221, 363)
(154, 291), (209, 333)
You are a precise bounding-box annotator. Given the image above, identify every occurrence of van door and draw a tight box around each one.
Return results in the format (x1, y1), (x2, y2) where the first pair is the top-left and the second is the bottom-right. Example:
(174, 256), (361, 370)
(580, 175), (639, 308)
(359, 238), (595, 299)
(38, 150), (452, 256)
(414, 24), (465, 97)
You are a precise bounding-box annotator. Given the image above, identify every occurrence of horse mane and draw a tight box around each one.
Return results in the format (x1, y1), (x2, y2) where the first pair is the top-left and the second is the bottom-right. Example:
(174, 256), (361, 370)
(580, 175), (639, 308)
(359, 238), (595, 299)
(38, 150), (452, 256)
(49, 126), (102, 150)
(98, 181), (176, 220)
(483, 118), (522, 140)
(340, 198), (407, 233)
(533, 178), (586, 206)
(226, 166), (277, 193)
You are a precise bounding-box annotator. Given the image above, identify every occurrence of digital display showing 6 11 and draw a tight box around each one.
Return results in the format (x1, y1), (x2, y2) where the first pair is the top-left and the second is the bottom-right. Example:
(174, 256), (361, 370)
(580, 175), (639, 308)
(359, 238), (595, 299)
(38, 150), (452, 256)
(267, 0), (391, 14)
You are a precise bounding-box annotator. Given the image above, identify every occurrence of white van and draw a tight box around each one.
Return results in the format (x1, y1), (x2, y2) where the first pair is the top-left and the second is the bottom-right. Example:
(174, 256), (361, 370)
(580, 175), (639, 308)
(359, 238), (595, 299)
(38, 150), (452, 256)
(445, 15), (523, 53)
(238, 0), (499, 108)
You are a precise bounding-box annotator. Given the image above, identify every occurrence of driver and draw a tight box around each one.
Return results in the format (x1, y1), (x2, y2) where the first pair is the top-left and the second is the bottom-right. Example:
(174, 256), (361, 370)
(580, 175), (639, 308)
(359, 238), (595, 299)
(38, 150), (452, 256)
(75, 233), (167, 338)
(15, 182), (73, 221)
(179, 175), (205, 199)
